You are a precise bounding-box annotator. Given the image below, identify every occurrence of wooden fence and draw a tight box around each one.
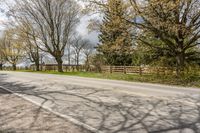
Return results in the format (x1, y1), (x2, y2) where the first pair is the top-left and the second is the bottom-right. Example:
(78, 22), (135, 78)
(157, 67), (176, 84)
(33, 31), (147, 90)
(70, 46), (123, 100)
(101, 66), (200, 75)
(3, 64), (200, 75)
(30, 64), (85, 72)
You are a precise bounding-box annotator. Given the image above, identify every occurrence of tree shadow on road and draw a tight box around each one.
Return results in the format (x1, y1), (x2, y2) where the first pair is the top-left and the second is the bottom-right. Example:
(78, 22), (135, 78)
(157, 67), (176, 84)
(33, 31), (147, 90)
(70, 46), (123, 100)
(0, 74), (200, 133)
(0, 75), (91, 133)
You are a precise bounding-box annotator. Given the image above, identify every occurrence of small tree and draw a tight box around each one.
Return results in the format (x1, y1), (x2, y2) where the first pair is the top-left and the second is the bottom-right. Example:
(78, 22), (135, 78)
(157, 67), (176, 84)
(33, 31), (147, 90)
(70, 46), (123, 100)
(72, 36), (89, 66)
(17, 24), (41, 71)
(83, 42), (94, 71)
(1, 28), (24, 71)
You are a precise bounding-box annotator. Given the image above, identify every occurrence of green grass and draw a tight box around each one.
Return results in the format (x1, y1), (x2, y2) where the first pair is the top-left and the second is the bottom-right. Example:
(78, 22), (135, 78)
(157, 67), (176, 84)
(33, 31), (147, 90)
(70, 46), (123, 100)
(17, 70), (200, 88)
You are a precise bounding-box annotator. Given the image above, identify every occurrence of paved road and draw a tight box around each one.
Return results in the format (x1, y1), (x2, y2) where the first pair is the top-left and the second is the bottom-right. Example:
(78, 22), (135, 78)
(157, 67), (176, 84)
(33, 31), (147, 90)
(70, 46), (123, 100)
(0, 71), (200, 133)
(0, 88), (90, 133)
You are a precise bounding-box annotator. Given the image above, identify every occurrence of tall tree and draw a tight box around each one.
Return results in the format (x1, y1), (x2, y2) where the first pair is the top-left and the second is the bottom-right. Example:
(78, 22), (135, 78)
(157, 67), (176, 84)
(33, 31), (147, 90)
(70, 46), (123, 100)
(128, 0), (200, 75)
(97, 0), (133, 66)
(13, 0), (80, 72)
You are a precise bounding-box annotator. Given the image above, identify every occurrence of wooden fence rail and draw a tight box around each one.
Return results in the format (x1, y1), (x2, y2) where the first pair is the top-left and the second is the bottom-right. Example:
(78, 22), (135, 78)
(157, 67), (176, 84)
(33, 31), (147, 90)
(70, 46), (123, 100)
(2, 64), (200, 75)
(101, 66), (200, 75)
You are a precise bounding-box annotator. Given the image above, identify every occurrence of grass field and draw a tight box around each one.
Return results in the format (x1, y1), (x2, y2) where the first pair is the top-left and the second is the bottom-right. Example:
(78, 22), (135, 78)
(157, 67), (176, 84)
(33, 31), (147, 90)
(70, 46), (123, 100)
(17, 70), (200, 88)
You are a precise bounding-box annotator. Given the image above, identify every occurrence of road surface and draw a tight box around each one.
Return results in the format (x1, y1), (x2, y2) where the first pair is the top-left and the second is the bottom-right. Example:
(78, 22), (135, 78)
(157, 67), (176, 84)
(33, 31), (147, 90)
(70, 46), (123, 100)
(0, 71), (200, 133)
(0, 88), (90, 133)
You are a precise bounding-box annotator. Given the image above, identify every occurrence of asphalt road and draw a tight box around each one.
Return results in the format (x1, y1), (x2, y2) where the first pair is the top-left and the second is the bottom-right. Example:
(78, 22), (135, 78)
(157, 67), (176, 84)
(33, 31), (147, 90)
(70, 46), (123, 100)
(0, 71), (200, 133)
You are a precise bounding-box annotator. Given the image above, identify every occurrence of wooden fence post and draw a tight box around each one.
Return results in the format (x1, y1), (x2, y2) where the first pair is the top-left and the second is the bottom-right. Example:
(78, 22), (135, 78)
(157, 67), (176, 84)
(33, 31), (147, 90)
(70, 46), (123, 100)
(139, 66), (142, 76)
(124, 66), (127, 74)
(157, 67), (159, 76)
(110, 66), (113, 74)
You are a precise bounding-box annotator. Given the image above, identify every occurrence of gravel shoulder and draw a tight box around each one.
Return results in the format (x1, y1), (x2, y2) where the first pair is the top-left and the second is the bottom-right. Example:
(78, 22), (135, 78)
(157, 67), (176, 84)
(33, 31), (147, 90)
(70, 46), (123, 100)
(0, 89), (90, 133)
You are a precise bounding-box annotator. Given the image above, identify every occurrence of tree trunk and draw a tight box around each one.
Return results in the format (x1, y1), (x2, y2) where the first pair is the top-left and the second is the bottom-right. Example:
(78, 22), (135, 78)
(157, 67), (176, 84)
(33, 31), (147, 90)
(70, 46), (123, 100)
(35, 61), (40, 71)
(40, 56), (43, 71)
(76, 53), (79, 66)
(13, 64), (17, 71)
(36, 46), (40, 71)
(86, 56), (90, 72)
(0, 64), (3, 70)
(56, 57), (63, 72)
(76, 54), (79, 71)
(68, 48), (71, 65)
(176, 52), (185, 76)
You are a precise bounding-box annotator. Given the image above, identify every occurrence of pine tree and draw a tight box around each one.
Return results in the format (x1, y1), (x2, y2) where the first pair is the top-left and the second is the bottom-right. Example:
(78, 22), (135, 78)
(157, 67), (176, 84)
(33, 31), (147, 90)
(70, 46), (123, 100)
(98, 0), (133, 66)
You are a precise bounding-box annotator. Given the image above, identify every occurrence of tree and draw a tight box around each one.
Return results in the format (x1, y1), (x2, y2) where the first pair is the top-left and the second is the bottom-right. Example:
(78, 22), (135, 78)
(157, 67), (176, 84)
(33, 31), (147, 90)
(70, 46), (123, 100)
(128, 0), (200, 75)
(17, 24), (42, 71)
(83, 41), (94, 71)
(72, 36), (89, 66)
(0, 51), (6, 70)
(0, 28), (24, 71)
(13, 0), (80, 72)
(23, 37), (41, 71)
(96, 0), (134, 66)
(66, 43), (72, 65)
(89, 53), (106, 72)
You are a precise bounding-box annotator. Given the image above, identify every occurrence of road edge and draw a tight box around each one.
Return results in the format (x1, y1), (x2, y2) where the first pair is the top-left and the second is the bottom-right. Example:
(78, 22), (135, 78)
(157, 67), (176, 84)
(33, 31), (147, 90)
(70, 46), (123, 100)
(0, 86), (102, 133)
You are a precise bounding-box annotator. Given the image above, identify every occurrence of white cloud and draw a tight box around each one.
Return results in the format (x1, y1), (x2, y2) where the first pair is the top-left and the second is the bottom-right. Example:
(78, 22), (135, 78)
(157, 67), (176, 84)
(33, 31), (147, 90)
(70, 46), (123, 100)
(77, 15), (99, 44)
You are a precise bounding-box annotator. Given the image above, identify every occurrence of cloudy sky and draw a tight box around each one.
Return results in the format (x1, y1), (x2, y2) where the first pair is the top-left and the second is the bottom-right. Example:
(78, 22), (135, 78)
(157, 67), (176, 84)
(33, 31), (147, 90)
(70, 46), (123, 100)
(77, 15), (99, 44)
(0, 1), (99, 44)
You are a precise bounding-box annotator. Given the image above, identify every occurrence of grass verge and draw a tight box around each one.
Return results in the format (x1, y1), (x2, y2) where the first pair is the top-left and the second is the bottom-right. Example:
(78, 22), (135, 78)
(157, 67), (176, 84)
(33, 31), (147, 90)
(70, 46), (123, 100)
(16, 70), (200, 88)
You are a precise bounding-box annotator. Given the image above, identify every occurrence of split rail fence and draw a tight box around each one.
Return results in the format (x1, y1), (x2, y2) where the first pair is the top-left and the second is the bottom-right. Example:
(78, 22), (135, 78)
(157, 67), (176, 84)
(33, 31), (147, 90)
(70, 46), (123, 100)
(3, 64), (200, 75)
(101, 66), (200, 75)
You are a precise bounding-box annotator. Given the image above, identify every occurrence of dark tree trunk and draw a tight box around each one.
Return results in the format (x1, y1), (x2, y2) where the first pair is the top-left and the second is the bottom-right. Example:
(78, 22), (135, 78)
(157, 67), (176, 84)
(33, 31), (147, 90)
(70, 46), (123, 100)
(35, 47), (40, 71)
(85, 55), (90, 72)
(176, 51), (185, 76)
(0, 64), (3, 70)
(76, 54), (80, 71)
(56, 57), (63, 72)
(35, 61), (40, 71)
(68, 48), (71, 65)
(76, 54), (79, 66)
(13, 64), (17, 71)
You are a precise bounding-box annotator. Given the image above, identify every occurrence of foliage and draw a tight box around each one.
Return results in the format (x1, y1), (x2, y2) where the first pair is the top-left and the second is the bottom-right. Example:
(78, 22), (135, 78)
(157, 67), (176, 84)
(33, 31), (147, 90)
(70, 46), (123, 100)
(128, 0), (200, 75)
(0, 28), (24, 70)
(89, 53), (106, 72)
(90, 0), (134, 65)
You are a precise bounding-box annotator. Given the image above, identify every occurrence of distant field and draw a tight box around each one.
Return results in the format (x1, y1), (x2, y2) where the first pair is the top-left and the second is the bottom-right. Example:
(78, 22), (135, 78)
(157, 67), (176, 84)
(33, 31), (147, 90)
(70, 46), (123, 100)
(16, 70), (200, 88)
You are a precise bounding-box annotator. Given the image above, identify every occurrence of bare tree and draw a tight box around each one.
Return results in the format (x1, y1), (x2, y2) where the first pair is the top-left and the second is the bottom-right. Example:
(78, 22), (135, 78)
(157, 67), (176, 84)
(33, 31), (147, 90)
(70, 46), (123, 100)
(83, 42), (94, 71)
(13, 0), (80, 72)
(72, 36), (89, 66)
(14, 23), (42, 71)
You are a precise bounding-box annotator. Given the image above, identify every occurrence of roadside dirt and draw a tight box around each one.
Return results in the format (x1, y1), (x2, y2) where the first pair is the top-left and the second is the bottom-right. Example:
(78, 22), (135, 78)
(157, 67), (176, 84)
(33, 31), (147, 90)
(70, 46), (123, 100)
(0, 89), (90, 133)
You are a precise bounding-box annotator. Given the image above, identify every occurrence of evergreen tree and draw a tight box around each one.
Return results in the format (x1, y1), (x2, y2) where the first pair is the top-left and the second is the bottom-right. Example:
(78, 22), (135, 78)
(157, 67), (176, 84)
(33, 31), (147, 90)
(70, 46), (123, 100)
(98, 0), (133, 66)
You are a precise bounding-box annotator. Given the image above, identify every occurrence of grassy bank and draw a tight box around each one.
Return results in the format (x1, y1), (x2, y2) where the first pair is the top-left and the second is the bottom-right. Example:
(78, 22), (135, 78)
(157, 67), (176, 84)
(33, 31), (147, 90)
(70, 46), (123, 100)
(16, 70), (200, 88)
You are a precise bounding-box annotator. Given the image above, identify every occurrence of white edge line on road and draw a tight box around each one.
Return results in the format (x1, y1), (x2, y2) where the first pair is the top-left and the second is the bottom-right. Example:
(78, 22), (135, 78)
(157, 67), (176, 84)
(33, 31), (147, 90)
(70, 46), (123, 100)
(0, 86), (103, 133)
